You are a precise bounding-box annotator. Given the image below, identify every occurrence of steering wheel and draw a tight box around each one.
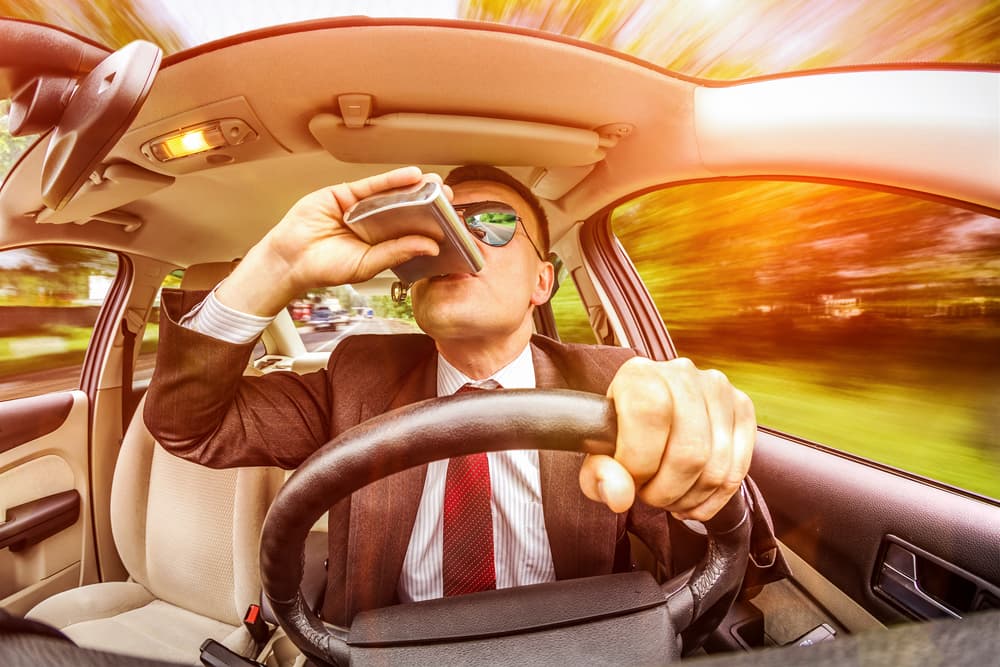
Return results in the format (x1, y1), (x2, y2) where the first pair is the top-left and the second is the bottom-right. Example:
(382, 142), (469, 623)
(260, 389), (751, 666)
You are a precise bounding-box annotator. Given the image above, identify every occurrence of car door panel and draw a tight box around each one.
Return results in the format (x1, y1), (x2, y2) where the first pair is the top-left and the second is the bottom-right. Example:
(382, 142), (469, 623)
(0, 391), (98, 616)
(0, 391), (74, 452)
(750, 429), (1000, 624)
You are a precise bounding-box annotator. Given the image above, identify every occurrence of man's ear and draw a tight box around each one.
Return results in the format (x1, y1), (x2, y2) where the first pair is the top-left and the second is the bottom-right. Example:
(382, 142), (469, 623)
(530, 261), (556, 306)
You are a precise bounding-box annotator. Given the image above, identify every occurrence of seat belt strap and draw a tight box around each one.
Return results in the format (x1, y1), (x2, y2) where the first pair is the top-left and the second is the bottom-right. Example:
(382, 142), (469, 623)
(120, 311), (143, 433)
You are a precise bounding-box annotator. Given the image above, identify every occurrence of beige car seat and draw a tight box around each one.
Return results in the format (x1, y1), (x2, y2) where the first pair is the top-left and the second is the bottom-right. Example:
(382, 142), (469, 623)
(27, 263), (283, 663)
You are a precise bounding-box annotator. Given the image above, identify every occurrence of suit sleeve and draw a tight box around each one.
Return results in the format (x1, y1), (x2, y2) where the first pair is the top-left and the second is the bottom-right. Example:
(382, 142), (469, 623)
(143, 289), (336, 469)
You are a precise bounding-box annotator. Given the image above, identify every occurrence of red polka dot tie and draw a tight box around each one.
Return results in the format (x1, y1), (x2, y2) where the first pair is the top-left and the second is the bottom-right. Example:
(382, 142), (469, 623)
(443, 381), (500, 597)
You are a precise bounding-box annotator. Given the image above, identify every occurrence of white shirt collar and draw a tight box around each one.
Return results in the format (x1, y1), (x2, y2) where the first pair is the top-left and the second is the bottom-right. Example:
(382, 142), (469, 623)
(436, 342), (536, 396)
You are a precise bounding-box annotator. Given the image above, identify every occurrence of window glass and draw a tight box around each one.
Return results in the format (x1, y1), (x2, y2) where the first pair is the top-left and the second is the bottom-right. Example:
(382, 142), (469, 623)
(297, 285), (415, 354)
(136, 270), (183, 381)
(612, 181), (1000, 500)
(549, 262), (597, 344)
(1, 98), (39, 186)
(0, 245), (119, 401)
(140, 270), (271, 368)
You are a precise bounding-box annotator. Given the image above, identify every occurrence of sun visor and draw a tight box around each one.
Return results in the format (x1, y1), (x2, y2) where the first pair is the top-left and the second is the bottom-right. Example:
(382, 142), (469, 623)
(34, 162), (173, 227)
(309, 112), (612, 167)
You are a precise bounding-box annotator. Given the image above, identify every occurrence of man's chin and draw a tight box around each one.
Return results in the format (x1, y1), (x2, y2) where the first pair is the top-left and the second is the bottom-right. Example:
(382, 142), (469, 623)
(413, 299), (490, 340)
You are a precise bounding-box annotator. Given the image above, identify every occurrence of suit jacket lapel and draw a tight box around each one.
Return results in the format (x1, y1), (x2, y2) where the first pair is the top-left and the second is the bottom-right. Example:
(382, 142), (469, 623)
(344, 352), (437, 619)
(532, 342), (619, 580)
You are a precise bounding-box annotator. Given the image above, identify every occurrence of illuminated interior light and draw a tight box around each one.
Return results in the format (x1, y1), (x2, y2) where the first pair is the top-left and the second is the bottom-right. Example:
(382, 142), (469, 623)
(146, 122), (230, 161)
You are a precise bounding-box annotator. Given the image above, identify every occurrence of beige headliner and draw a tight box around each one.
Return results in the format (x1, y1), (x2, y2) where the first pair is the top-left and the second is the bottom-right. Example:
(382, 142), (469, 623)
(1, 19), (998, 267)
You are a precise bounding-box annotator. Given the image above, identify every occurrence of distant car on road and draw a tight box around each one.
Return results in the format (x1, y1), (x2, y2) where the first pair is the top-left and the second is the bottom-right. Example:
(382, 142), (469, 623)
(289, 300), (313, 322)
(308, 306), (350, 331)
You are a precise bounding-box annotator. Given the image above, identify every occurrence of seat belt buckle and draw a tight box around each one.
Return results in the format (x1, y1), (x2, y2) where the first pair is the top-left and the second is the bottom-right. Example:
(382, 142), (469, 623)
(199, 638), (264, 667)
(243, 603), (271, 646)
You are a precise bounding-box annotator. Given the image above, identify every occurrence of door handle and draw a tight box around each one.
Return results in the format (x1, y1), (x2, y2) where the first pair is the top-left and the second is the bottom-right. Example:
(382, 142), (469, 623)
(874, 536), (1000, 619)
(0, 490), (80, 552)
(876, 542), (961, 619)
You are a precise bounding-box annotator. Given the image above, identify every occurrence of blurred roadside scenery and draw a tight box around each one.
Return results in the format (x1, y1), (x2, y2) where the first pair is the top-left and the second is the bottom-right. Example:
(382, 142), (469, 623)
(1, 0), (998, 498)
(0, 247), (118, 378)
(616, 183), (999, 499)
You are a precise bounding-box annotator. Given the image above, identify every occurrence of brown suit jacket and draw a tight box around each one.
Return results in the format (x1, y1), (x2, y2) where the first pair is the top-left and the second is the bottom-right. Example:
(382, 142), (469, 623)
(145, 289), (671, 625)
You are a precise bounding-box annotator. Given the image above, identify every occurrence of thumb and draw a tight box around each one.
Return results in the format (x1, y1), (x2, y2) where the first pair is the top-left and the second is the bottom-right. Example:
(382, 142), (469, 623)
(358, 234), (439, 279)
(579, 454), (636, 513)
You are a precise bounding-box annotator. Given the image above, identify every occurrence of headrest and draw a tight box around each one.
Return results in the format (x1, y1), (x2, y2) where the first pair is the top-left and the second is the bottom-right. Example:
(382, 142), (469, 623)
(180, 261), (237, 291)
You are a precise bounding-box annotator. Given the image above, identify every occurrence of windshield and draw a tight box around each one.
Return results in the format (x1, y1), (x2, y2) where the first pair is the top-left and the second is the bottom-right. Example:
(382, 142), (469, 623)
(2, 0), (998, 184)
(2, 0), (996, 72)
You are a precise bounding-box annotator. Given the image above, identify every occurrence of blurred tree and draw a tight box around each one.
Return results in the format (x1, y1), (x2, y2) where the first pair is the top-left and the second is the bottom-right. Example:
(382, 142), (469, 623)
(0, 245), (118, 305)
(460, 0), (1000, 78)
(26, 246), (119, 276)
(613, 181), (1000, 326)
(0, 99), (36, 177)
(371, 295), (415, 321)
(0, 0), (187, 52)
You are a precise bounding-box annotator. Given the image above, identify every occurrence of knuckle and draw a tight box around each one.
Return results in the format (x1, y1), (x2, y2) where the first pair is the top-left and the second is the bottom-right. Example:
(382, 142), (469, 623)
(734, 389), (754, 410)
(699, 465), (728, 490)
(628, 463), (659, 486)
(618, 377), (671, 416)
(620, 356), (656, 378)
(673, 441), (711, 474)
(638, 485), (679, 509)
(668, 356), (696, 373)
(702, 368), (729, 388)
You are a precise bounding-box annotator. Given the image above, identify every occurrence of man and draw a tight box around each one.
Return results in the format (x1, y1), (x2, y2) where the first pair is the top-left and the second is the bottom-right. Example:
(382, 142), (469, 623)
(144, 165), (758, 625)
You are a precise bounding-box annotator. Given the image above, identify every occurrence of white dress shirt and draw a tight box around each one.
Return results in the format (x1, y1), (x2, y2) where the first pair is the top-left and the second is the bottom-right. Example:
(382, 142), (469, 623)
(180, 291), (557, 601)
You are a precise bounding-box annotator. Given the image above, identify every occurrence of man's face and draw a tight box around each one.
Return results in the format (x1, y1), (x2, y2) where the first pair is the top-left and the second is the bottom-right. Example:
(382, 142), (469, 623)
(410, 180), (553, 342)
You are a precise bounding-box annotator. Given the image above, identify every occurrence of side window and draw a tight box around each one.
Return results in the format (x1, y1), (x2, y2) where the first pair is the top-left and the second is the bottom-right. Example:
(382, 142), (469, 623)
(0, 245), (119, 402)
(549, 261), (598, 344)
(1, 97), (38, 184)
(612, 181), (1000, 500)
(293, 285), (415, 354)
(135, 270), (184, 384)
(139, 270), (269, 373)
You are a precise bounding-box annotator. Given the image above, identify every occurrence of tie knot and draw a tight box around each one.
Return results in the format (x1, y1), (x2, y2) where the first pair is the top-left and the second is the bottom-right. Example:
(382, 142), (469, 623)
(457, 379), (502, 394)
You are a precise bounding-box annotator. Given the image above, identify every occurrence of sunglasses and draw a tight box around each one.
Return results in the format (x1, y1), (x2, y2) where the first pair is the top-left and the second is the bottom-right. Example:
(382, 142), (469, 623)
(454, 200), (545, 261)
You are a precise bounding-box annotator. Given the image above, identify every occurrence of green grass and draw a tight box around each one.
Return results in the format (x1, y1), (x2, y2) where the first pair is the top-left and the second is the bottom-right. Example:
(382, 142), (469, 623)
(0, 325), (93, 377)
(550, 275), (598, 344)
(140, 323), (159, 354)
(695, 356), (1000, 500)
(548, 289), (1000, 500)
(0, 323), (160, 377)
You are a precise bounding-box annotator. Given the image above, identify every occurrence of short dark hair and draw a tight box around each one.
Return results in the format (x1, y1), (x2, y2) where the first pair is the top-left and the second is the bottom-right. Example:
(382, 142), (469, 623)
(444, 165), (550, 256)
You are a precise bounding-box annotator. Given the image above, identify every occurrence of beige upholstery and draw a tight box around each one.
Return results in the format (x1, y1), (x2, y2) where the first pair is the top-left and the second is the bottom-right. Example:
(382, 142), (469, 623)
(24, 581), (239, 659)
(28, 261), (283, 663)
(179, 261), (237, 290)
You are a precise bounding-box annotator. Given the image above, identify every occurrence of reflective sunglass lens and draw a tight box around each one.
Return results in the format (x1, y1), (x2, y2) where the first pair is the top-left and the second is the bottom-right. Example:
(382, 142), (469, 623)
(465, 210), (518, 247)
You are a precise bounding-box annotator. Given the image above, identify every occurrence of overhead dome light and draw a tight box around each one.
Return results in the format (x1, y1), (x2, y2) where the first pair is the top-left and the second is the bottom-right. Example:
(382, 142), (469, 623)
(141, 118), (257, 162)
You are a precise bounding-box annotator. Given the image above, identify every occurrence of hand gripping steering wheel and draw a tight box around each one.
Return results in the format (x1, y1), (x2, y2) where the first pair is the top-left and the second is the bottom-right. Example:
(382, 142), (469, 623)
(259, 389), (751, 666)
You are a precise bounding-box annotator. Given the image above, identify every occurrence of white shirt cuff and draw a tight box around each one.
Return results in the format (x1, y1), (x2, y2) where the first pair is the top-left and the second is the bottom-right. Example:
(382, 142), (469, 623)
(179, 289), (274, 344)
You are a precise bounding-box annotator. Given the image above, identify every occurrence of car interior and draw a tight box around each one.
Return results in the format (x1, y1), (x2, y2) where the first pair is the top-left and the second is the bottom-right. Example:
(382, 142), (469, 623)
(1, 15), (998, 667)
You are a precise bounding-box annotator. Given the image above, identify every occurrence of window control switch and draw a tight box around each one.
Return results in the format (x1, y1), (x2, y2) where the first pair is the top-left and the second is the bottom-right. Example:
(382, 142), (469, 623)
(791, 623), (836, 647)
